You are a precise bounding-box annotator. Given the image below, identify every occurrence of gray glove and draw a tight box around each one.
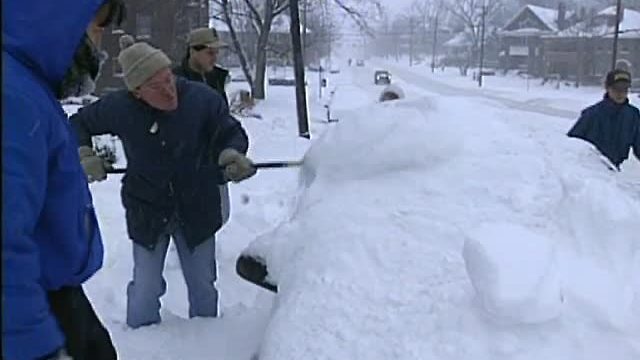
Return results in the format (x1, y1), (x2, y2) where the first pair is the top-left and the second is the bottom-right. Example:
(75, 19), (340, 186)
(218, 148), (256, 183)
(78, 146), (108, 183)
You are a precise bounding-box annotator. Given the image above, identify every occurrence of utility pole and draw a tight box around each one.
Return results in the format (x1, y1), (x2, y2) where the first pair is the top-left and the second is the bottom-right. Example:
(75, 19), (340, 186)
(302, 0), (307, 52)
(478, 2), (487, 88)
(326, 1), (332, 70)
(409, 17), (415, 66)
(612, 0), (623, 70)
(431, 11), (439, 73)
(289, 0), (310, 139)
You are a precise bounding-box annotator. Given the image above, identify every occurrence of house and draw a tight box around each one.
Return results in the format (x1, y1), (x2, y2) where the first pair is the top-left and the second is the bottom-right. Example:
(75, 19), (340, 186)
(441, 27), (499, 71)
(542, 6), (640, 85)
(209, 12), (314, 69)
(96, 0), (209, 94)
(498, 3), (575, 76)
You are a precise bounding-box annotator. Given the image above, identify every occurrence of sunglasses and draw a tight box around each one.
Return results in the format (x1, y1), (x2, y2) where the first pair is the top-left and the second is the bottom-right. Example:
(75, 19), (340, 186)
(96, 0), (127, 28)
(191, 45), (218, 52)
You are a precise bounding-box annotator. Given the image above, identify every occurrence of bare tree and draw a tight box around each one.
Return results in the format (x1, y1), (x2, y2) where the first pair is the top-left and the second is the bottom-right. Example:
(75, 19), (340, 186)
(213, 0), (289, 99)
(445, 0), (503, 74)
(409, 0), (446, 61)
(213, 0), (382, 100)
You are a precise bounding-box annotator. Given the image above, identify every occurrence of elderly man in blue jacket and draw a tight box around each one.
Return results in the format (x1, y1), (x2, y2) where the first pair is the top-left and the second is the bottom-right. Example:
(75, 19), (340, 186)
(69, 42), (256, 329)
(2, 0), (124, 359)
(568, 69), (640, 170)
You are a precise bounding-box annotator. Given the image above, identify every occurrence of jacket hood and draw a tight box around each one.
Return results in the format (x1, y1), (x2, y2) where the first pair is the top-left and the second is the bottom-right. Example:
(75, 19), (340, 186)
(2, 0), (105, 89)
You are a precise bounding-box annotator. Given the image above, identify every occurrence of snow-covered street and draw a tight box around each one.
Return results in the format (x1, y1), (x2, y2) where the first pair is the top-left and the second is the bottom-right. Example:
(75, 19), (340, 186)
(78, 61), (640, 359)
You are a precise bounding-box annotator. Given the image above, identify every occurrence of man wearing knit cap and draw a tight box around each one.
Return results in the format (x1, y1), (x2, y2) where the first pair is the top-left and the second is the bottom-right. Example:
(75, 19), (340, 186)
(173, 27), (234, 226)
(70, 42), (256, 329)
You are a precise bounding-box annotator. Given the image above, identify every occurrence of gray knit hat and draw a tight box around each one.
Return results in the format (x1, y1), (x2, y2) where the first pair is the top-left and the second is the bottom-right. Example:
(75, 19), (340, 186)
(117, 42), (172, 90)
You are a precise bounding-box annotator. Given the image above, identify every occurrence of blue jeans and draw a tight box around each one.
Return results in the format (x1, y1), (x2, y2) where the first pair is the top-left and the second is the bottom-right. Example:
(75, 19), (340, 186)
(126, 227), (218, 328)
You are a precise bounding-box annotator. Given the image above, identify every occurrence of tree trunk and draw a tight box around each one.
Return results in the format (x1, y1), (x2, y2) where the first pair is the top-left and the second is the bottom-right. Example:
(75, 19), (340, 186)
(252, 2), (276, 100)
(252, 29), (271, 99)
(221, 0), (255, 92)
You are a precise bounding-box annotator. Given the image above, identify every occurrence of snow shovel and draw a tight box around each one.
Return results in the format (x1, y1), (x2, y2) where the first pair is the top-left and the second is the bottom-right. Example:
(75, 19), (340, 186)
(105, 160), (305, 174)
(236, 254), (278, 293)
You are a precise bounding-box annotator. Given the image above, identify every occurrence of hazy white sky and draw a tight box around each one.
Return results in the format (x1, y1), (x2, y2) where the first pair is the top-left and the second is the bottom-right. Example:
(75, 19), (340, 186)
(381, 0), (418, 16)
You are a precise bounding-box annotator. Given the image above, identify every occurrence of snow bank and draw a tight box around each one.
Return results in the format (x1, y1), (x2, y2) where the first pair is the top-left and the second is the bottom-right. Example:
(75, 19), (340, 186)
(245, 93), (640, 360)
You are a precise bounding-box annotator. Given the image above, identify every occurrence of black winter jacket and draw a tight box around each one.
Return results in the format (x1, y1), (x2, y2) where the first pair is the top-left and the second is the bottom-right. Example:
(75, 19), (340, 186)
(568, 94), (640, 168)
(173, 58), (229, 105)
(70, 78), (248, 249)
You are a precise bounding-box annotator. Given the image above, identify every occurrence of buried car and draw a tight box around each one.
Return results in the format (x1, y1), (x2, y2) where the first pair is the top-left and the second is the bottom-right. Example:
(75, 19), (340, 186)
(237, 95), (640, 360)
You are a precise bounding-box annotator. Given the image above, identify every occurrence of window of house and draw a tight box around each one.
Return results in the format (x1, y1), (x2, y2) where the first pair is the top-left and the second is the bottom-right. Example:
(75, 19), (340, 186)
(136, 13), (152, 39)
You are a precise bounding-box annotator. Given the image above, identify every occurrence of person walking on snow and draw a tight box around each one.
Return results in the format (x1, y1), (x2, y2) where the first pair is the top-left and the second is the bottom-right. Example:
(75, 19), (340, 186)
(568, 69), (640, 170)
(69, 42), (257, 329)
(2, 0), (125, 359)
(172, 27), (233, 225)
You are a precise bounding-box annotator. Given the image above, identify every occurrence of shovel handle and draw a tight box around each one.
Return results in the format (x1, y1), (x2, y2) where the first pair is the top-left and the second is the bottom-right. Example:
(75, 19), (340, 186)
(106, 160), (303, 174)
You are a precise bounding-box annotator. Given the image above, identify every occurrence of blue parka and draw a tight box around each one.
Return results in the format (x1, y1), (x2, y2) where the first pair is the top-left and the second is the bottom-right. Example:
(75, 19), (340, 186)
(568, 94), (640, 168)
(70, 78), (249, 250)
(2, 1), (106, 359)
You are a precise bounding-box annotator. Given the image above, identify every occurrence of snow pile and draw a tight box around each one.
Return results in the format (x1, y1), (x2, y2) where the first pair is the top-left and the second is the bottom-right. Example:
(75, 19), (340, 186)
(463, 223), (563, 325)
(244, 93), (640, 360)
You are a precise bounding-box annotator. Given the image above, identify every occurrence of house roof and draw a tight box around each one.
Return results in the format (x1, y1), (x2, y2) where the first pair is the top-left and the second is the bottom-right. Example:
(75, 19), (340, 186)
(527, 5), (560, 31)
(443, 32), (472, 48)
(502, 5), (558, 33)
(552, 7), (640, 39)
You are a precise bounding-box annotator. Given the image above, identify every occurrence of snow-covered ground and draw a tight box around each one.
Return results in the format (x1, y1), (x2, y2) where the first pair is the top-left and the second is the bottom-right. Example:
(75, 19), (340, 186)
(68, 59), (640, 359)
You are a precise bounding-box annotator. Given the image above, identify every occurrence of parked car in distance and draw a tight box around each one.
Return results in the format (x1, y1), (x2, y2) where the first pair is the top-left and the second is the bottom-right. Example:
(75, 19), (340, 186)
(374, 70), (391, 85)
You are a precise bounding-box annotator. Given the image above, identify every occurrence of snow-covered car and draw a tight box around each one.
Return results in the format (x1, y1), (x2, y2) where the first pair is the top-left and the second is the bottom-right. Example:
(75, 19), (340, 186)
(356, 59), (365, 67)
(238, 95), (640, 360)
(374, 70), (391, 85)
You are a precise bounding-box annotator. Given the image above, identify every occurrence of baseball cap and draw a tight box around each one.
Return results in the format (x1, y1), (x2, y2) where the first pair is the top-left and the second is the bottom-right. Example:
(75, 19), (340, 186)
(187, 27), (227, 49)
(605, 69), (632, 88)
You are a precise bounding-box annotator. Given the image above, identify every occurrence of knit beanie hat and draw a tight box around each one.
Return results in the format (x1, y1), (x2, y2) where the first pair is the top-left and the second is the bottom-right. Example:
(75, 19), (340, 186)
(117, 42), (172, 90)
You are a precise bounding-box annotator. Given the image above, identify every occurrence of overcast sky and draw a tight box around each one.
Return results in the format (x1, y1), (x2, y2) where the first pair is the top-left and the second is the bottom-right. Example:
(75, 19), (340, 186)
(381, 0), (416, 17)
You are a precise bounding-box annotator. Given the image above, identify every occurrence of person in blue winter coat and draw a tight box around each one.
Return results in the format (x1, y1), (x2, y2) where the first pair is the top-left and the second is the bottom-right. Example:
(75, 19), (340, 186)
(69, 42), (256, 329)
(2, 0), (125, 359)
(568, 69), (640, 170)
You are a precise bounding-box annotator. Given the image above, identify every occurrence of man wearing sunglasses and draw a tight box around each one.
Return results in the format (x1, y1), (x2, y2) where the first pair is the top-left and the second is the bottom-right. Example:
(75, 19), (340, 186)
(69, 42), (256, 329)
(3, 0), (124, 359)
(568, 69), (640, 171)
(173, 27), (230, 104)
(173, 27), (234, 226)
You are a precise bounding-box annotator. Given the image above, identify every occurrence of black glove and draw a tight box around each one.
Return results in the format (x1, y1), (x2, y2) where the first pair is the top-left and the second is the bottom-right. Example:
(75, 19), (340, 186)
(47, 286), (117, 360)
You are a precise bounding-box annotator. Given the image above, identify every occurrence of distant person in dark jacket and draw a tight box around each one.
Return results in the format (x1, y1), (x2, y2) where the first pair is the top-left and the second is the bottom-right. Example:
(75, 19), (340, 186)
(3, 0), (125, 359)
(69, 42), (256, 329)
(173, 27), (230, 104)
(568, 69), (640, 170)
(173, 27), (234, 225)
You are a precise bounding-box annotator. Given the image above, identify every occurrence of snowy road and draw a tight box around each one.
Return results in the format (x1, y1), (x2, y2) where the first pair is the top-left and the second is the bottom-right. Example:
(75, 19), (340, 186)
(371, 62), (580, 119)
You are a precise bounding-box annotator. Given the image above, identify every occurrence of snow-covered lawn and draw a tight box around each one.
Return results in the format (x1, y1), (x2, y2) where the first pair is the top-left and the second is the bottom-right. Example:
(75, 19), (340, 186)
(68, 60), (640, 359)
